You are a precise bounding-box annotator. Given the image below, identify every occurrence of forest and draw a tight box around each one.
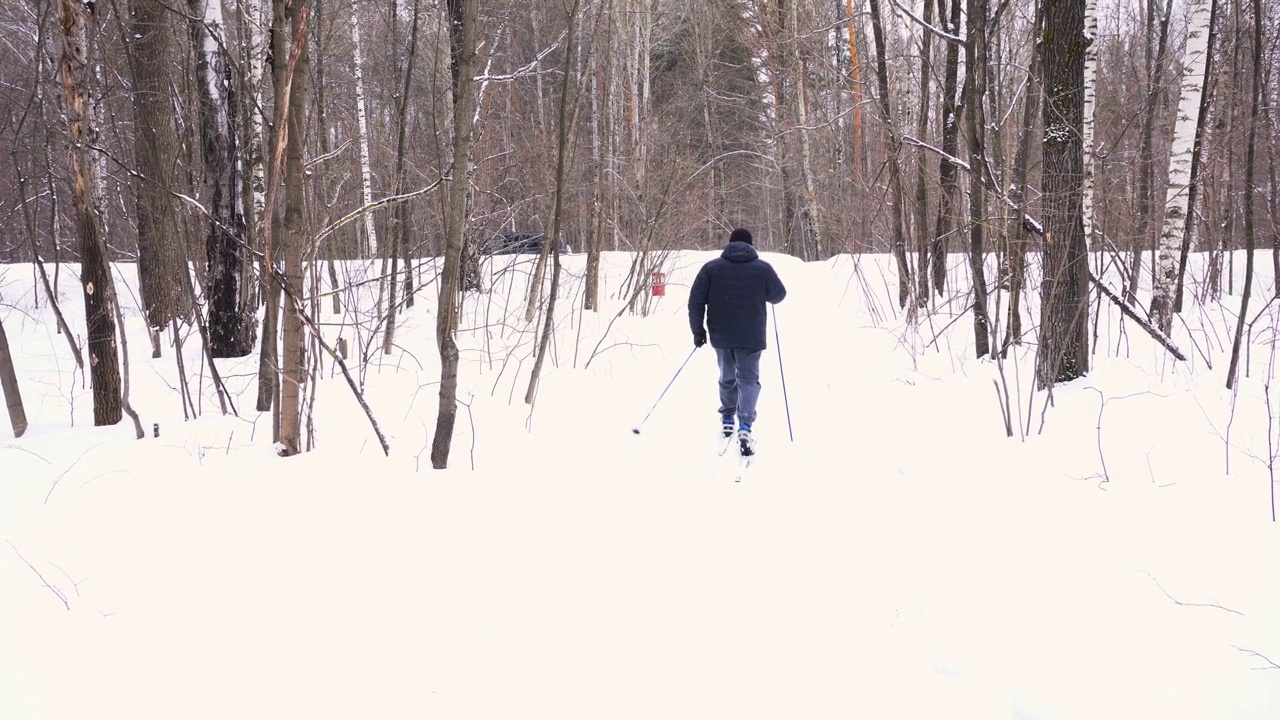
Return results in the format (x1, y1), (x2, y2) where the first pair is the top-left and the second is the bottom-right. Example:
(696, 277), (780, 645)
(0, 0), (1276, 468)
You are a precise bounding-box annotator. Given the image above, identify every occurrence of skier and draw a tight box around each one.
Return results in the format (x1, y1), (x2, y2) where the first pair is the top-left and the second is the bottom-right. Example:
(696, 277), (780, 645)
(688, 227), (787, 457)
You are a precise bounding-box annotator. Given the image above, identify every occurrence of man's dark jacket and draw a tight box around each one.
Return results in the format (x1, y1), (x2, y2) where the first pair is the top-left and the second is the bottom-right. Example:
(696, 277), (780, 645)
(688, 242), (787, 350)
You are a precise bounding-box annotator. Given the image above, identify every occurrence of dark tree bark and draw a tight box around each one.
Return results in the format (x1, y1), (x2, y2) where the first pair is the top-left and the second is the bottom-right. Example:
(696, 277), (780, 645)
(189, 0), (257, 357)
(277, 0), (311, 455)
(382, 0), (422, 355)
(1225, 0), (1264, 390)
(124, 0), (188, 337)
(1037, 0), (1091, 386)
(56, 0), (122, 426)
(931, 0), (963, 296)
(867, 0), (912, 307)
(431, 0), (479, 469)
(1004, 2), (1043, 351)
(964, 0), (992, 357)
(1127, 0), (1175, 304)
(913, 0), (934, 306)
(0, 317), (28, 438)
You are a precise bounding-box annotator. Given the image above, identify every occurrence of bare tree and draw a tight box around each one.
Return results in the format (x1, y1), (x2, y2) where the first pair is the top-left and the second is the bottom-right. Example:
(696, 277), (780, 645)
(1037, 0), (1091, 386)
(276, 0), (312, 455)
(931, 0), (962, 296)
(0, 316), (27, 438)
(964, 0), (992, 357)
(124, 0), (188, 347)
(190, 0), (257, 357)
(431, 0), (479, 470)
(867, 0), (912, 306)
(56, 0), (122, 426)
(1225, 0), (1265, 390)
(1150, 0), (1215, 334)
(1173, 0), (1221, 314)
(1126, 0), (1175, 304)
(381, 0), (422, 355)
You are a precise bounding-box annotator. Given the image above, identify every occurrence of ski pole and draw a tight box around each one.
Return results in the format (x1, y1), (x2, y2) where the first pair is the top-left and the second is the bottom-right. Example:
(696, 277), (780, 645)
(631, 346), (699, 435)
(773, 304), (794, 442)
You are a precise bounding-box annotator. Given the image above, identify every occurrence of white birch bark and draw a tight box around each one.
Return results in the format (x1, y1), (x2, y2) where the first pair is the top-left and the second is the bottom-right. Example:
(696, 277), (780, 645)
(350, 0), (379, 258)
(244, 0), (269, 259)
(1150, 0), (1214, 333)
(1081, 0), (1098, 250)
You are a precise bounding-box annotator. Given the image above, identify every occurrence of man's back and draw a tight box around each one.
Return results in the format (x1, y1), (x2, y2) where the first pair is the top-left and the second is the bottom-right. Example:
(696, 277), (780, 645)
(688, 240), (786, 350)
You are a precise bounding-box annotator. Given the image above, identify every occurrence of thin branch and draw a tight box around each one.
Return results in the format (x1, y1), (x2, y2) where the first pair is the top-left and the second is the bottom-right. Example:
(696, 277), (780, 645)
(1233, 646), (1280, 670)
(7, 541), (69, 610)
(888, 0), (964, 43)
(1138, 569), (1243, 615)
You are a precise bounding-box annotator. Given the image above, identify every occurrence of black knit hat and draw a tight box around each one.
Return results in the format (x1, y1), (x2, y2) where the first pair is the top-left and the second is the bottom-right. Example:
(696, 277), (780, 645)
(729, 228), (753, 245)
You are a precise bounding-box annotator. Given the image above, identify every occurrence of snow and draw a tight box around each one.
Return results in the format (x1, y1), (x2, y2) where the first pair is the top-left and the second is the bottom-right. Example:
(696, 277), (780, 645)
(1, 251), (1278, 719)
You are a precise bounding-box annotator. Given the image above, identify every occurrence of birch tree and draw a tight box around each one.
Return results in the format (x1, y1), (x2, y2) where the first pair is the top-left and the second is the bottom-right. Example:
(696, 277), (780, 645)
(1081, 0), (1098, 252)
(349, 0), (379, 259)
(56, 0), (122, 426)
(1151, 0), (1215, 333)
(191, 0), (257, 357)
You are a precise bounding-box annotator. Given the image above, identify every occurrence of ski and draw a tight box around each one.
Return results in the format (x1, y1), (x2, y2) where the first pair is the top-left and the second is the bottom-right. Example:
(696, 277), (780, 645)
(735, 454), (754, 482)
(718, 433), (736, 457)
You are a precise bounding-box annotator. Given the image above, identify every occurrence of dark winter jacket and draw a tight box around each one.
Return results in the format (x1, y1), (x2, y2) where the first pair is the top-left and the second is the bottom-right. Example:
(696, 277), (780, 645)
(688, 242), (787, 350)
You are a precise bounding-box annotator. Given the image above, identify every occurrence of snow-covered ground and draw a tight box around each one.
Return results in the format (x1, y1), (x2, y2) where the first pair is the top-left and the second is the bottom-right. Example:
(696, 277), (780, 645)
(1, 251), (1277, 719)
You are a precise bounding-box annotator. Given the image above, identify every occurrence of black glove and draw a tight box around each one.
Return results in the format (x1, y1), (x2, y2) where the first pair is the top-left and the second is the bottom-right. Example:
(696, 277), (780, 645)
(693, 332), (707, 348)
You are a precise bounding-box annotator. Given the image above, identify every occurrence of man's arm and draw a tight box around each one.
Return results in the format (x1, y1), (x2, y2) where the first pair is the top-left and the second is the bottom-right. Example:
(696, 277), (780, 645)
(765, 265), (787, 304)
(688, 265), (710, 339)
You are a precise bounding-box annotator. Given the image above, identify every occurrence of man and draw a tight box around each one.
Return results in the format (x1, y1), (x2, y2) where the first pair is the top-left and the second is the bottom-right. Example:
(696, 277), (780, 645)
(688, 227), (787, 457)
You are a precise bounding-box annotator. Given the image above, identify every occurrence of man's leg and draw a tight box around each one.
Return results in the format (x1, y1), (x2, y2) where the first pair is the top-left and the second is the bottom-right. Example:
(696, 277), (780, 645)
(715, 348), (738, 422)
(734, 349), (764, 427)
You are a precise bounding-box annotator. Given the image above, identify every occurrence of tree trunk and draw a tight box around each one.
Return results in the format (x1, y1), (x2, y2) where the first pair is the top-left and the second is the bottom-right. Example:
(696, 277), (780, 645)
(431, 0), (479, 470)
(56, 0), (122, 426)
(1225, 0), (1263, 390)
(241, 0), (269, 323)
(1004, 2), (1043, 351)
(350, 0), (379, 259)
(845, 0), (863, 180)
(931, 0), (962, 296)
(789, 0), (822, 260)
(1037, 0), (1091, 386)
(1174, 0), (1220, 312)
(965, 0), (992, 357)
(190, 0), (257, 357)
(1150, 0), (1215, 333)
(1081, 0), (1099, 252)
(277, 0), (311, 455)
(0, 317), (28, 438)
(382, 0), (421, 355)
(867, 0), (912, 307)
(914, 0), (934, 306)
(1127, 0), (1175, 304)
(125, 0), (187, 338)
(526, 0), (581, 404)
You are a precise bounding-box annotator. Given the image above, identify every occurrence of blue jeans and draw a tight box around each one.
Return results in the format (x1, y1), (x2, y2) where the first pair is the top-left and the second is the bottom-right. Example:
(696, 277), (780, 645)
(715, 348), (763, 427)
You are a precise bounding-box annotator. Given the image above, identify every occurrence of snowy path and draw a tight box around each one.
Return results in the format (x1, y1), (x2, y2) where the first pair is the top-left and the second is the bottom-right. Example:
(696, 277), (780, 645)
(2, 255), (1278, 719)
